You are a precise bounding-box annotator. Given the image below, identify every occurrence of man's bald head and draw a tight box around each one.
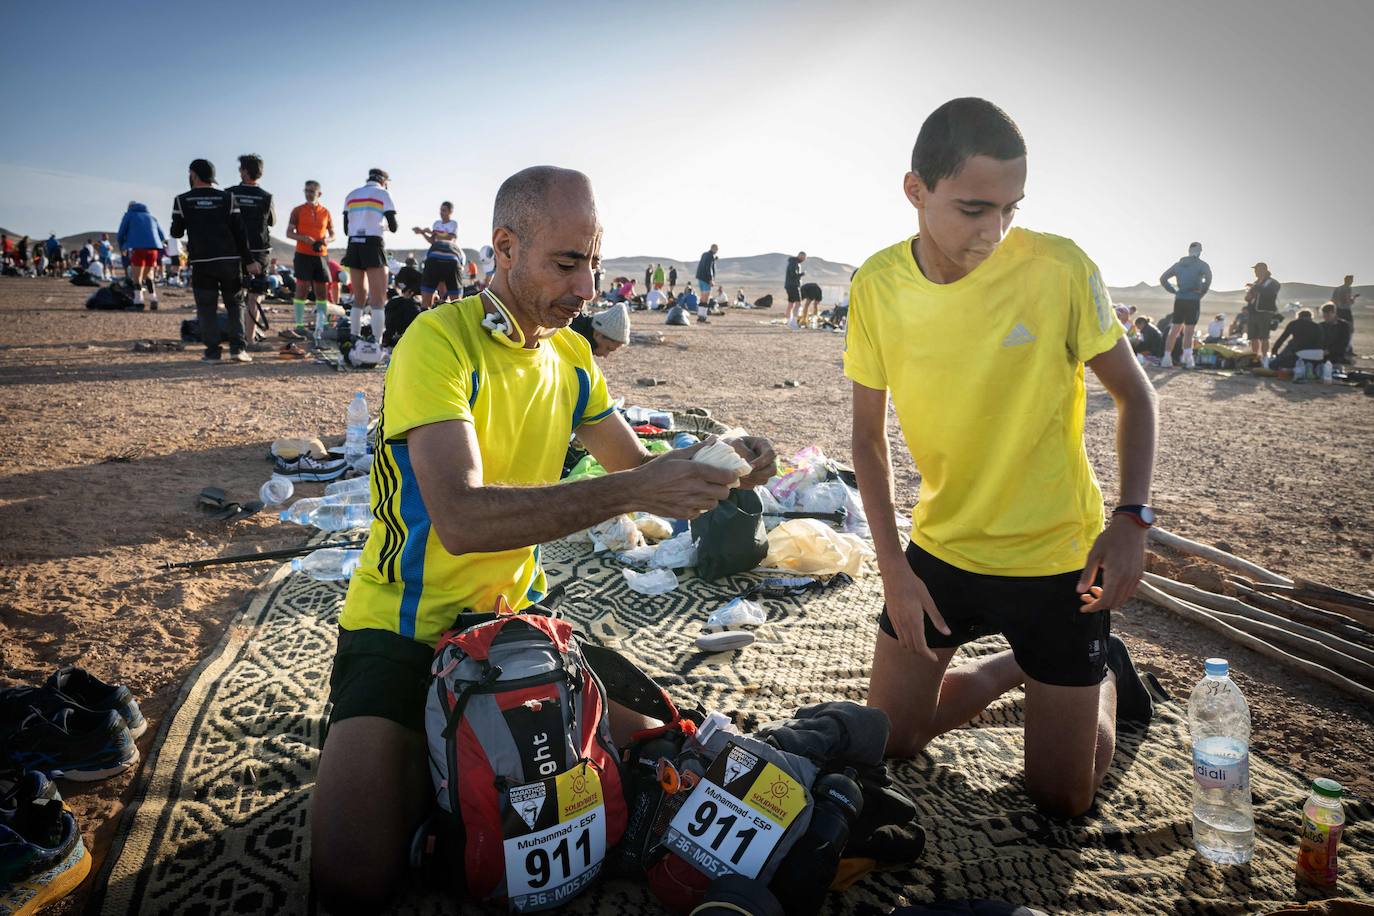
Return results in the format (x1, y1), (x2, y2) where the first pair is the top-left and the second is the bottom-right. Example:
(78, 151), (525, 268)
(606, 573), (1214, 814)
(493, 166), (596, 241)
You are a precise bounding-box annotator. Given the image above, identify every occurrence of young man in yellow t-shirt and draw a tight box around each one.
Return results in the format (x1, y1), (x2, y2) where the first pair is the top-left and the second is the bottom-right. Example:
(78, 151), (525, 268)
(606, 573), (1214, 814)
(309, 166), (778, 911)
(846, 98), (1159, 819)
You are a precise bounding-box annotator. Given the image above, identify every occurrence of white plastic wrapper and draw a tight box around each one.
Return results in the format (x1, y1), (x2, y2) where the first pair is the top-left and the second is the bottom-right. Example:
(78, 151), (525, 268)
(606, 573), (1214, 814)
(704, 597), (767, 631)
(693, 439), (752, 478)
(590, 514), (645, 552)
(623, 567), (678, 595)
(633, 512), (674, 541)
(617, 545), (658, 566)
(797, 479), (848, 515)
(651, 531), (698, 568)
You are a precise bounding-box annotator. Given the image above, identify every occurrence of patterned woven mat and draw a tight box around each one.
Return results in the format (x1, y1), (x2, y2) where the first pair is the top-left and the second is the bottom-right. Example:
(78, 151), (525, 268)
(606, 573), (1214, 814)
(93, 540), (1373, 915)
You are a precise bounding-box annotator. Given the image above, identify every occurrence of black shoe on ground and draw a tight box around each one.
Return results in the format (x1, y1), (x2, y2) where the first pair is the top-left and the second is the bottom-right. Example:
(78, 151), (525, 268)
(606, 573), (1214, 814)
(1107, 635), (1153, 724)
(45, 667), (147, 739)
(0, 705), (138, 782)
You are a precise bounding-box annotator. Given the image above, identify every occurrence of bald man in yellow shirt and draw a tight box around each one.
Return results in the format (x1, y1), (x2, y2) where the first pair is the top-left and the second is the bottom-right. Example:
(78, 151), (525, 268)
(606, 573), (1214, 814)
(847, 99), (1159, 820)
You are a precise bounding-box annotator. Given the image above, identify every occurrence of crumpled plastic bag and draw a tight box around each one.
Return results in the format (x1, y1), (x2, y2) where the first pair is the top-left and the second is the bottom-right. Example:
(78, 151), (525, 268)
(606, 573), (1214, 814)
(693, 438), (752, 479)
(617, 544), (658, 566)
(764, 518), (875, 577)
(797, 479), (848, 515)
(704, 597), (767, 631)
(590, 514), (644, 553)
(623, 567), (678, 595)
(651, 531), (698, 568)
(768, 445), (829, 505)
(633, 512), (674, 541)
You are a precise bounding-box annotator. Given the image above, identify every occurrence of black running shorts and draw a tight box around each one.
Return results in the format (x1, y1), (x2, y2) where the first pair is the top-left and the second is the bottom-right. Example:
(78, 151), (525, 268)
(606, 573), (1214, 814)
(1246, 311), (1273, 341)
(1171, 297), (1201, 326)
(327, 627), (433, 735)
(878, 542), (1109, 687)
(785, 284), (801, 303)
(421, 258), (462, 295)
(293, 253), (330, 284)
(343, 235), (387, 270)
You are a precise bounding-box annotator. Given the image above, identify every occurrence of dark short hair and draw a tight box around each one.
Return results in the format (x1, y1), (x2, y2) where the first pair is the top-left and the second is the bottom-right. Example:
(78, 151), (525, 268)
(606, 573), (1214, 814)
(304, 179), (320, 188)
(911, 98), (1026, 190)
(238, 154), (263, 180)
(441, 200), (453, 209)
(493, 166), (591, 239)
(1322, 303), (1336, 313)
(1134, 316), (1151, 327)
(1299, 309), (1313, 319)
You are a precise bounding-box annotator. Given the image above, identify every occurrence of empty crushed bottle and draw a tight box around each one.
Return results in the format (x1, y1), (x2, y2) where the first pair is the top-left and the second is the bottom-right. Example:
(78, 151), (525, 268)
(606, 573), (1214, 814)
(324, 475), (371, 498)
(1189, 657), (1254, 865)
(291, 548), (363, 581)
(258, 475), (294, 507)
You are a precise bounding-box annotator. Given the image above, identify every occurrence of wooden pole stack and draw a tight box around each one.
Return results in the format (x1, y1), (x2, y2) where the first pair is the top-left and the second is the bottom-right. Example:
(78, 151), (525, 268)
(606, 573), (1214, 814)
(1136, 528), (1374, 703)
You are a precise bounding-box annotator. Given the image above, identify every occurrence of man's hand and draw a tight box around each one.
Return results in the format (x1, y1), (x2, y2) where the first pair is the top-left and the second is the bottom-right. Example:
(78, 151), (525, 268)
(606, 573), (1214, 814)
(1076, 516), (1148, 612)
(727, 436), (778, 489)
(628, 452), (736, 518)
(246, 261), (262, 276)
(880, 557), (950, 661)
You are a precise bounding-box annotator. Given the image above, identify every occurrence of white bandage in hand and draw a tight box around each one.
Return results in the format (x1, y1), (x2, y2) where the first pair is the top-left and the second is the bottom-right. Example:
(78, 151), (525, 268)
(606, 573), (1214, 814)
(693, 438), (752, 478)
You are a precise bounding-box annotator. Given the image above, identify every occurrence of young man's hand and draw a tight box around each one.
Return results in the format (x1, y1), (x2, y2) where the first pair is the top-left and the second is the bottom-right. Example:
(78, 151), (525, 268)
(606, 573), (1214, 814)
(880, 559), (950, 661)
(1076, 516), (1147, 612)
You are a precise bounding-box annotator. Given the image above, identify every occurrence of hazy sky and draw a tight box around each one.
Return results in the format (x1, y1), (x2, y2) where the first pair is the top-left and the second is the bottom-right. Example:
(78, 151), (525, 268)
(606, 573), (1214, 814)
(2, 0), (1370, 287)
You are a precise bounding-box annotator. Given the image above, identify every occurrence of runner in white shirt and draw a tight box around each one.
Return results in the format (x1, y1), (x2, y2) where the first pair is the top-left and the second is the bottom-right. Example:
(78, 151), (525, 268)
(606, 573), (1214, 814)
(341, 168), (397, 344)
(412, 201), (464, 308)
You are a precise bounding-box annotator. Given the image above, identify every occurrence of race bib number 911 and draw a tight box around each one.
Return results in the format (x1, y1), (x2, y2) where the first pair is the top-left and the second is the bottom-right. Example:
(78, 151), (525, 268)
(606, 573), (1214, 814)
(664, 741), (806, 880)
(501, 764), (606, 912)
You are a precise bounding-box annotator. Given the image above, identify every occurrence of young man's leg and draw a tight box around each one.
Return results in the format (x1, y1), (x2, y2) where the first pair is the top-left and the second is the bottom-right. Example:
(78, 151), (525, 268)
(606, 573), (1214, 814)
(870, 634), (1024, 756)
(1023, 675), (1116, 818)
(194, 277), (222, 360)
(312, 716), (430, 912)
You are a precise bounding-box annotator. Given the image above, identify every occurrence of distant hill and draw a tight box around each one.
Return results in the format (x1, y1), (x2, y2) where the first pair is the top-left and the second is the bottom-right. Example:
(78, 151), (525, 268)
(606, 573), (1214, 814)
(1107, 281), (1373, 309)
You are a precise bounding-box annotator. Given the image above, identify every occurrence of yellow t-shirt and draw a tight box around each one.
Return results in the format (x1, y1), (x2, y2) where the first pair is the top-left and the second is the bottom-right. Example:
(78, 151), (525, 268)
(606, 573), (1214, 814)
(341, 295), (616, 646)
(844, 228), (1123, 577)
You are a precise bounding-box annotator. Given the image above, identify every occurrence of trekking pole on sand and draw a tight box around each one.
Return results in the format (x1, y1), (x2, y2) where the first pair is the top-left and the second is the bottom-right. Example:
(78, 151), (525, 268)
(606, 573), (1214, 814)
(161, 539), (367, 571)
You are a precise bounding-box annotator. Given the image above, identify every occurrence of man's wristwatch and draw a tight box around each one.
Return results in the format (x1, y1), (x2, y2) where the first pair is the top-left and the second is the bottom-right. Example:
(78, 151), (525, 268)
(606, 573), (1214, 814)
(1112, 504), (1157, 529)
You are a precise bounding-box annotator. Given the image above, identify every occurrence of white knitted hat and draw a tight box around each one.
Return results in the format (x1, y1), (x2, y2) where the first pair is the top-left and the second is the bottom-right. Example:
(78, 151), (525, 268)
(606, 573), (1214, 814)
(592, 303), (631, 344)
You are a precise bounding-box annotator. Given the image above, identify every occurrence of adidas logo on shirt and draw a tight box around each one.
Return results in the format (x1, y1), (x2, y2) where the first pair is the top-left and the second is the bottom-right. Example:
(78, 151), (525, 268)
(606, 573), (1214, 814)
(1001, 323), (1036, 347)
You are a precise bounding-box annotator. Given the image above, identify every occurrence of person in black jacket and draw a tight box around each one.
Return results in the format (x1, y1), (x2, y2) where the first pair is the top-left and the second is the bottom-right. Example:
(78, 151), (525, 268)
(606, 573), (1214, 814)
(695, 244), (718, 322)
(785, 251), (807, 327)
(1320, 303), (1353, 365)
(1131, 316), (1165, 359)
(1270, 309), (1325, 371)
(171, 158), (260, 363)
(229, 154), (276, 347)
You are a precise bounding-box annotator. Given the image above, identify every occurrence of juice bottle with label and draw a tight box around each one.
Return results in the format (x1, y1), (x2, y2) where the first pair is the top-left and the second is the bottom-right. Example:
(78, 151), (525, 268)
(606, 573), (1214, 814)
(1297, 778), (1345, 889)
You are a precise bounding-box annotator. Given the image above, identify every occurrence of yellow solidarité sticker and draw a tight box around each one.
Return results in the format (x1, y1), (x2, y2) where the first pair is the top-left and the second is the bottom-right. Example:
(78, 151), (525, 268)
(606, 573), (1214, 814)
(555, 764), (603, 823)
(744, 762), (805, 828)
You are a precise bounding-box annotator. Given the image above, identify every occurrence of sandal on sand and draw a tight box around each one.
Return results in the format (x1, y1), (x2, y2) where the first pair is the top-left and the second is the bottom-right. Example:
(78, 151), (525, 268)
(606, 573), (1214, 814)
(197, 487), (264, 522)
(278, 328), (305, 340)
(277, 344), (307, 359)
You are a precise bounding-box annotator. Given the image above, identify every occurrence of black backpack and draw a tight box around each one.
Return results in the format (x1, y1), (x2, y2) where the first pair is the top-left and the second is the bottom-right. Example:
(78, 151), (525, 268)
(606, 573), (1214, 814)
(85, 282), (137, 310)
(690, 489), (768, 580)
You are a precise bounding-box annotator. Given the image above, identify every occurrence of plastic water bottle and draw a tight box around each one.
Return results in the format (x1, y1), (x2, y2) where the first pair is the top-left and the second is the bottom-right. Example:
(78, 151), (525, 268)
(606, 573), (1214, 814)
(1322, 361), (1334, 385)
(1189, 658), (1254, 864)
(324, 475), (371, 498)
(290, 548), (363, 582)
(344, 391), (370, 470)
(307, 501), (372, 532)
(1297, 778), (1345, 888)
(279, 497), (327, 525)
(258, 475), (294, 507)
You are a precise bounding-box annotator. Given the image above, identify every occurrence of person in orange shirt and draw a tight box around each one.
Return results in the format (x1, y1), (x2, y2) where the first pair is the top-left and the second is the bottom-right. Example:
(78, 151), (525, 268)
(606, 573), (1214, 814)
(287, 179), (335, 336)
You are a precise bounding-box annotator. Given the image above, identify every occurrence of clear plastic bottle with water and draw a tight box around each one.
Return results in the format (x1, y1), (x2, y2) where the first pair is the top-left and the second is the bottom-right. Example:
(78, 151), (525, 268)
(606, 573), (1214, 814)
(344, 391), (370, 470)
(324, 475), (371, 498)
(1189, 657), (1254, 864)
(290, 548), (363, 581)
(279, 497), (327, 525)
(307, 501), (372, 532)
